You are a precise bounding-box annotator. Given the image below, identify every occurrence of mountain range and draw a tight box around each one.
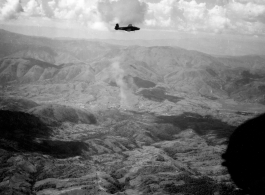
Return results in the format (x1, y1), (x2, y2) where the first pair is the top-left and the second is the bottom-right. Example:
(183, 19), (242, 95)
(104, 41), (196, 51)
(1, 29), (265, 108)
(0, 28), (264, 195)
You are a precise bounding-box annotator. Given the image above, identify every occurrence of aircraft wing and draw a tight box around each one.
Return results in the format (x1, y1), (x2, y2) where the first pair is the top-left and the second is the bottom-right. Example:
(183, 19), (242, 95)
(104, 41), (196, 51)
(119, 27), (128, 30)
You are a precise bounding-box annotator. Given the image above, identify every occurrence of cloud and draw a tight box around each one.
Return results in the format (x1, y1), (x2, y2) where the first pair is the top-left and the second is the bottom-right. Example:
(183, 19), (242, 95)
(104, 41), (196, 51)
(144, 0), (265, 34)
(178, 0), (207, 22)
(171, 0), (224, 32)
(228, 1), (265, 22)
(90, 21), (109, 31)
(235, 0), (265, 5)
(23, 0), (42, 17)
(97, 0), (147, 25)
(0, 0), (23, 20)
(1, 0), (265, 35)
(194, 0), (228, 9)
(40, 0), (54, 17)
(145, 0), (173, 27)
(225, 1), (265, 34)
(14, 0), (56, 18)
(50, 0), (108, 30)
(207, 5), (230, 32)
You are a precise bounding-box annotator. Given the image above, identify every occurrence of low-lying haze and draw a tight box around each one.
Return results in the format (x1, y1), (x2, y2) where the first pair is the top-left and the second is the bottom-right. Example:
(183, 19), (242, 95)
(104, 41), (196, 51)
(1, 0), (265, 56)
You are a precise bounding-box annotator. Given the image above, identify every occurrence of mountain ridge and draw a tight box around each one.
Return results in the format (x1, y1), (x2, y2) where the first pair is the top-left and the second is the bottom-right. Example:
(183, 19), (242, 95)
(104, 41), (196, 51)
(0, 29), (260, 195)
(1, 29), (265, 106)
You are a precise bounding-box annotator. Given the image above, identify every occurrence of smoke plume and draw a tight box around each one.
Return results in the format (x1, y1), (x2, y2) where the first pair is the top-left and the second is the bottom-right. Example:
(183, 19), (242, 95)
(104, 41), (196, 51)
(97, 0), (147, 25)
(110, 58), (129, 108)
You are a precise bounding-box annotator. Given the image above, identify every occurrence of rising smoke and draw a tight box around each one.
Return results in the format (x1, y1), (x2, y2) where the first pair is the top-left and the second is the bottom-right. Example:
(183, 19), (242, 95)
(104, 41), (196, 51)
(97, 0), (147, 25)
(110, 58), (129, 108)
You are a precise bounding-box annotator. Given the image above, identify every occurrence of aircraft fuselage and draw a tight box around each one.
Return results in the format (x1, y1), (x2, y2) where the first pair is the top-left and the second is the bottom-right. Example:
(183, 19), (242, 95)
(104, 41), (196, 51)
(115, 24), (140, 32)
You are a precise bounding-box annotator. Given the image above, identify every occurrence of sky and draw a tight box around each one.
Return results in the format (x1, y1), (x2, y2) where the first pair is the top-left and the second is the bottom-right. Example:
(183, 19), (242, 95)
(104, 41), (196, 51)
(0, 0), (265, 40)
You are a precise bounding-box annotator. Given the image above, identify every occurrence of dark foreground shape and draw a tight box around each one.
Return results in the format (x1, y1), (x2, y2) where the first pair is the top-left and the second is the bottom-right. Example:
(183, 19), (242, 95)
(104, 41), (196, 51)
(222, 113), (265, 194)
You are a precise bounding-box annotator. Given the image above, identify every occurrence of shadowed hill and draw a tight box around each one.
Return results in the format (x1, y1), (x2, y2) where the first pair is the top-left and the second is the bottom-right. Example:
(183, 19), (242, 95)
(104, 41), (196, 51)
(156, 112), (236, 139)
(0, 110), (52, 150)
(0, 97), (39, 111)
(29, 104), (97, 124)
(0, 110), (90, 158)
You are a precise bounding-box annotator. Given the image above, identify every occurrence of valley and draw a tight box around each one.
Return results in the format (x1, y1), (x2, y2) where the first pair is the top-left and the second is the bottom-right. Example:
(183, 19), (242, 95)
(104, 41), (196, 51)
(1, 29), (265, 194)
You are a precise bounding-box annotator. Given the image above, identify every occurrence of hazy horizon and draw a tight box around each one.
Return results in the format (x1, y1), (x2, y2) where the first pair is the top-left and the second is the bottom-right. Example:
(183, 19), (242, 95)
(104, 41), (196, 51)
(1, 0), (265, 40)
(1, 0), (265, 56)
(2, 24), (265, 56)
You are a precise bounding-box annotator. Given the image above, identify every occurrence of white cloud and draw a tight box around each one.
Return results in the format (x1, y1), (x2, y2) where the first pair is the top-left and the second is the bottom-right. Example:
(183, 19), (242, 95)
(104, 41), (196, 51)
(145, 0), (173, 27)
(40, 0), (54, 17)
(224, 1), (265, 34)
(171, 0), (230, 32)
(90, 21), (109, 31)
(207, 5), (230, 32)
(48, 0), (56, 9)
(0, 0), (23, 20)
(97, 0), (147, 25)
(145, 0), (265, 34)
(1, 0), (265, 35)
(54, 0), (87, 19)
(23, 0), (43, 17)
(235, 0), (265, 5)
(228, 1), (265, 21)
(178, 0), (207, 22)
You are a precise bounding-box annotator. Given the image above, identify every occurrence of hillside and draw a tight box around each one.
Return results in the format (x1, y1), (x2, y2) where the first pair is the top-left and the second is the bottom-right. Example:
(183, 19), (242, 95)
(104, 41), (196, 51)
(1, 29), (265, 106)
(0, 29), (122, 64)
(0, 106), (240, 194)
(0, 29), (262, 194)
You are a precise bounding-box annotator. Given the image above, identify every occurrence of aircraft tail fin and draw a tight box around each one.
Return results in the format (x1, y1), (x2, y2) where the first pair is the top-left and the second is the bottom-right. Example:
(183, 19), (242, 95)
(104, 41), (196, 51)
(115, 23), (119, 30)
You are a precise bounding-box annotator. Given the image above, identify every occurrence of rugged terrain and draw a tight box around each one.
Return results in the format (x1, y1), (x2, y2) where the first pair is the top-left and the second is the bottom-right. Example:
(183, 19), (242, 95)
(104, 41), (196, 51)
(1, 29), (265, 194)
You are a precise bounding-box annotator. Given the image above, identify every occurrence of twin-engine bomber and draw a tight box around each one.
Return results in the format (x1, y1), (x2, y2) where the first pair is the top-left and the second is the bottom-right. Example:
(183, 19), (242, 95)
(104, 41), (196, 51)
(115, 23), (140, 32)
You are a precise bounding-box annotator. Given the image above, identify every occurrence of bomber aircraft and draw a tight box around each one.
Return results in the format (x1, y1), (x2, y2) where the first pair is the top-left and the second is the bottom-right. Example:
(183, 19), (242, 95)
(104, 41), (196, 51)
(114, 24), (140, 32)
